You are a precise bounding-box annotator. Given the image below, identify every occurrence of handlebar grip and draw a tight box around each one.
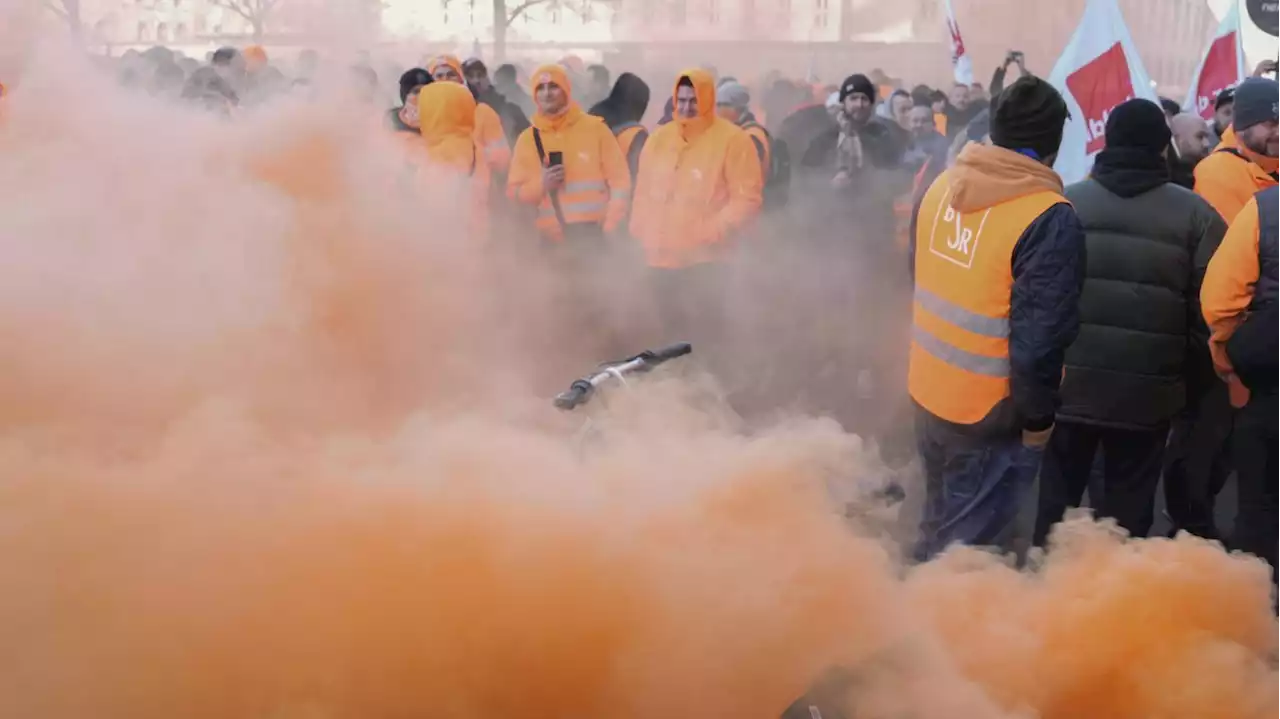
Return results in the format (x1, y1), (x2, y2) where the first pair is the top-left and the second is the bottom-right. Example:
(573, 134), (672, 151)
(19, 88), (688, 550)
(553, 380), (594, 410)
(646, 342), (692, 364)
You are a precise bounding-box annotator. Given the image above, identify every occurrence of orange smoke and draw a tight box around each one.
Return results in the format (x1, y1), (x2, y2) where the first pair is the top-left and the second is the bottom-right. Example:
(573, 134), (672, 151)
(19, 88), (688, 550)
(0, 41), (1273, 719)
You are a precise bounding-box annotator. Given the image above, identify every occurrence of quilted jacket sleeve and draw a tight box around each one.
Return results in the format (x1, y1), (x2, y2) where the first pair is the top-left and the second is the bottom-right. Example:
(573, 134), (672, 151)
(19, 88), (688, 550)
(1009, 203), (1086, 432)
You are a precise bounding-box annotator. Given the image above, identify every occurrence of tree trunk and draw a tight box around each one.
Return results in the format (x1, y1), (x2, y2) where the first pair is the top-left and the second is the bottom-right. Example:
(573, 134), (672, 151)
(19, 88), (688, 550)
(66, 0), (82, 39)
(493, 0), (508, 62)
(252, 17), (264, 41)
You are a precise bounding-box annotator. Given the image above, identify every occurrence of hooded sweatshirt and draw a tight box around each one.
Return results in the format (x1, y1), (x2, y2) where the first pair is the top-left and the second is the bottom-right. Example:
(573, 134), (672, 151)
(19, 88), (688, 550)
(911, 142), (1086, 434)
(506, 64), (631, 241)
(427, 54), (511, 174)
(630, 69), (764, 269)
(417, 82), (490, 239)
(1194, 123), (1279, 223)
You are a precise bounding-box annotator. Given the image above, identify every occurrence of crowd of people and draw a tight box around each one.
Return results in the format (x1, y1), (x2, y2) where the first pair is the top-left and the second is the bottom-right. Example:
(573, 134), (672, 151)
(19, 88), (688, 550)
(13, 42), (1278, 577)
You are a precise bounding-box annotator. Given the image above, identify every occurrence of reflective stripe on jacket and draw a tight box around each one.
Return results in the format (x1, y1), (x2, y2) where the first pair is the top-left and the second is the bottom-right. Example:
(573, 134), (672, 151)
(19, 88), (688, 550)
(507, 112), (631, 241)
(909, 169), (1066, 425)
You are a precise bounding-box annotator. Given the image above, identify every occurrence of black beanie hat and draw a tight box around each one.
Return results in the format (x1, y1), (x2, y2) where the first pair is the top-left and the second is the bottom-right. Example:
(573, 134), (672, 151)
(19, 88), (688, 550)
(1215, 86), (1235, 110)
(989, 76), (1069, 161)
(398, 68), (432, 104)
(1104, 98), (1171, 153)
(839, 74), (876, 103)
(1232, 77), (1279, 132)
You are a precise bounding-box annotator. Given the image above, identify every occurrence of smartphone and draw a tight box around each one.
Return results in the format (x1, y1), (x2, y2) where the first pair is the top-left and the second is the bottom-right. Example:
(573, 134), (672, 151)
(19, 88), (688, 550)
(1010, 51), (1025, 63)
(548, 151), (564, 167)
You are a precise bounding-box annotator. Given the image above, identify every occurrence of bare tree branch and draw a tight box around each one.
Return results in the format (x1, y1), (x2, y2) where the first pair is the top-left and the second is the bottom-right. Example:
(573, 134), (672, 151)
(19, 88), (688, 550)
(208, 0), (279, 37)
(504, 0), (549, 24)
(39, 0), (68, 20)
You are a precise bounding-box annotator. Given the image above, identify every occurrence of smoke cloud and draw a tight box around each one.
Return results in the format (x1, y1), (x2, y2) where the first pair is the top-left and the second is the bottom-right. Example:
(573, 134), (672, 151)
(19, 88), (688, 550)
(0, 31), (1275, 719)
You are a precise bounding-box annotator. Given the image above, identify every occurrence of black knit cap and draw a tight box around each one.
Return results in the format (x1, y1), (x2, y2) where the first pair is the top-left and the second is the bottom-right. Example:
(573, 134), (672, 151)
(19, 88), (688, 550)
(1105, 98), (1171, 153)
(1232, 77), (1280, 132)
(839, 73), (876, 103)
(989, 75), (1069, 161)
(398, 67), (432, 103)
(1215, 86), (1235, 110)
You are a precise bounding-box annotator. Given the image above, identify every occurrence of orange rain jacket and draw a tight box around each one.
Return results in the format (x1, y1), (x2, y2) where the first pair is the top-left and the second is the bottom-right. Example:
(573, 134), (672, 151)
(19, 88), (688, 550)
(1193, 125), (1278, 222)
(630, 69), (763, 269)
(507, 64), (631, 241)
(426, 54), (511, 175)
(418, 82), (491, 239)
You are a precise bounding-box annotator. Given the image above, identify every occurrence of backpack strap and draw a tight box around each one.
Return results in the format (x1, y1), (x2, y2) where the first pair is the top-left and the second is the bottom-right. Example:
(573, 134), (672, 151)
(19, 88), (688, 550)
(532, 128), (567, 230)
(612, 121), (642, 136)
(1215, 145), (1279, 180)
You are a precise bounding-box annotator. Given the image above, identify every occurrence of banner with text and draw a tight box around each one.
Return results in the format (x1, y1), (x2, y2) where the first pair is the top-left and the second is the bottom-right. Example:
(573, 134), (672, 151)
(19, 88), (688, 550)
(1047, 0), (1157, 184)
(943, 0), (974, 85)
(1183, 2), (1247, 120)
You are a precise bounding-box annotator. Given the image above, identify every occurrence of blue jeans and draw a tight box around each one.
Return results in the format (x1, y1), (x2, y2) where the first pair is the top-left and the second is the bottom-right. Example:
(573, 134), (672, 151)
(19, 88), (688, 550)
(913, 413), (1044, 561)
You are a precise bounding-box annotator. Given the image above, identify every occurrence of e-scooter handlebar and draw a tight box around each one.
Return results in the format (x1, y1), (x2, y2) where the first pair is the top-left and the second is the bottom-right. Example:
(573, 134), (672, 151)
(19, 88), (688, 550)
(553, 342), (692, 410)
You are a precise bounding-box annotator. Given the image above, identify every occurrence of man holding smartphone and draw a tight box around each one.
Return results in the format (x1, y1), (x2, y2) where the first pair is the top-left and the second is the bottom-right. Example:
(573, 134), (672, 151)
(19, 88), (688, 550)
(507, 64), (631, 244)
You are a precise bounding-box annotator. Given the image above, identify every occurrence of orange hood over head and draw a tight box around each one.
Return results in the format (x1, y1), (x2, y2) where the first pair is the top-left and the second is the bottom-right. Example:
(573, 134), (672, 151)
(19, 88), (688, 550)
(426, 54), (464, 83)
(418, 81), (478, 171)
(672, 68), (717, 138)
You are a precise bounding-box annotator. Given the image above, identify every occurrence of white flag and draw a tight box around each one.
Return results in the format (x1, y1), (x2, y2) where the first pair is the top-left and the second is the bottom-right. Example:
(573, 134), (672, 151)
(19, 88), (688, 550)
(1183, 2), (1247, 120)
(1047, 0), (1158, 184)
(942, 0), (974, 85)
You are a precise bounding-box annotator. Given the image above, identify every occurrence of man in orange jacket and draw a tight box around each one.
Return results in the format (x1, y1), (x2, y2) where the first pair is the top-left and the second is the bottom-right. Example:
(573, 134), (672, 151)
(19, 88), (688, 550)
(417, 82), (491, 241)
(1201, 186), (1277, 574)
(507, 64), (630, 244)
(1166, 77), (1277, 541)
(1194, 77), (1278, 223)
(427, 54), (511, 176)
(630, 69), (763, 345)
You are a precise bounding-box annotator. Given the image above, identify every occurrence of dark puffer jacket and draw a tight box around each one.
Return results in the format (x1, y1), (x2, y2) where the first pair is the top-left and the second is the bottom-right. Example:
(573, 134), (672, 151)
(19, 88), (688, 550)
(1058, 178), (1227, 429)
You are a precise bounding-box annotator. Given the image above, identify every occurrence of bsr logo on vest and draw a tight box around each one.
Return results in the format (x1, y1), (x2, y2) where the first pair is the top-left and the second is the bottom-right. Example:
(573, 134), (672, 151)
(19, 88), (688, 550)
(929, 203), (988, 269)
(1066, 42), (1137, 155)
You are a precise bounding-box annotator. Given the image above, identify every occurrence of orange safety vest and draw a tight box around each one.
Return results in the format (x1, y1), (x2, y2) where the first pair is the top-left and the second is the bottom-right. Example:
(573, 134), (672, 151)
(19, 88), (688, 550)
(615, 122), (645, 159)
(908, 170), (1066, 425)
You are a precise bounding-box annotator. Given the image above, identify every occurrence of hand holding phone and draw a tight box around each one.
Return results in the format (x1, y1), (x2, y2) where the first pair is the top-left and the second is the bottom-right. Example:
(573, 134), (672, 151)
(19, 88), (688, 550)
(543, 161), (565, 192)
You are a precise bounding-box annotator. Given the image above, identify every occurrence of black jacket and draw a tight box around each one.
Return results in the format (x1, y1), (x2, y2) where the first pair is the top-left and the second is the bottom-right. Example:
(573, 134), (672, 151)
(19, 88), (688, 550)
(1059, 177), (1227, 429)
(475, 86), (529, 146)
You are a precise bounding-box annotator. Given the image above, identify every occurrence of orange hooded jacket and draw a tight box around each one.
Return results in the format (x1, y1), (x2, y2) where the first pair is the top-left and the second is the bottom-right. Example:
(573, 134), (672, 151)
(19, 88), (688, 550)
(1194, 125), (1278, 222)
(507, 64), (630, 241)
(1201, 193), (1269, 408)
(426, 54), (510, 174)
(418, 82), (491, 240)
(629, 69), (763, 269)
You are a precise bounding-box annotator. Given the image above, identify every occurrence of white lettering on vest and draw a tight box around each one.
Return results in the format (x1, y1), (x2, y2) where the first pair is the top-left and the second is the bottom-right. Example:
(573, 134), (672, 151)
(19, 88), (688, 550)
(928, 191), (991, 270)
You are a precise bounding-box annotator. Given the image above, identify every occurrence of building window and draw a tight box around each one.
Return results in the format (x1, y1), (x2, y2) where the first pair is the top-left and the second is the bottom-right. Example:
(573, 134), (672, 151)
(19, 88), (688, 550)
(157, 21), (169, 42)
(136, 21), (149, 40)
(815, 0), (828, 28)
(175, 22), (187, 39)
(212, 23), (222, 34)
(194, 14), (206, 33)
(708, 0), (719, 23)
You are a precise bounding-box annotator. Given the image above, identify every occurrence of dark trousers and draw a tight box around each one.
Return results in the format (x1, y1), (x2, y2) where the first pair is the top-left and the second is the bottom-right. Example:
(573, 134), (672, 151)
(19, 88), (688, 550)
(913, 413), (1043, 561)
(1230, 393), (1278, 576)
(1033, 421), (1166, 545)
(1162, 382), (1234, 539)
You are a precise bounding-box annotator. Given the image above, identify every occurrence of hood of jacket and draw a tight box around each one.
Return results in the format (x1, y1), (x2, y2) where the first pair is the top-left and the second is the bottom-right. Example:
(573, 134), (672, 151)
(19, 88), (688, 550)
(425, 54), (464, 82)
(949, 142), (1065, 212)
(529, 63), (584, 133)
(418, 82), (477, 170)
(589, 72), (650, 129)
(1236, 132), (1280, 177)
(671, 68), (717, 139)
